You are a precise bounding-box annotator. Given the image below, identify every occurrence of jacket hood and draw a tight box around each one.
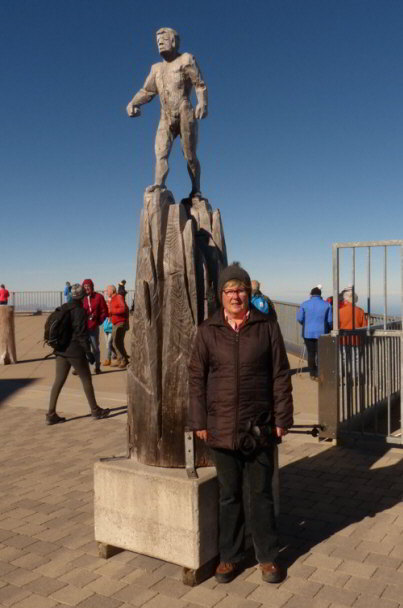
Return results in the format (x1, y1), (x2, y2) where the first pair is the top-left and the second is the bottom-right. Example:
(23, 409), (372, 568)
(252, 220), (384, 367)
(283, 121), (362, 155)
(82, 279), (94, 291)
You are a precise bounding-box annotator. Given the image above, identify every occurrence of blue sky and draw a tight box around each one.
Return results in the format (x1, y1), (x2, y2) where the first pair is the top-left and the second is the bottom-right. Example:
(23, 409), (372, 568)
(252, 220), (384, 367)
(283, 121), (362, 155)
(1, 0), (402, 311)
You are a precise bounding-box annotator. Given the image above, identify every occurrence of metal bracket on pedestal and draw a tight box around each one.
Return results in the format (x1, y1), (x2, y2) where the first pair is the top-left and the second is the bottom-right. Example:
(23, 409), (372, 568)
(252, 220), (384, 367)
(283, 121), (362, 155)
(184, 430), (198, 479)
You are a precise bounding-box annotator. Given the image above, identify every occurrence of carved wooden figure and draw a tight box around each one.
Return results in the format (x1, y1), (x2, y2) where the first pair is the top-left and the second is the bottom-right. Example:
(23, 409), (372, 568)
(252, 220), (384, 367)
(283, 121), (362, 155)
(127, 28), (208, 198)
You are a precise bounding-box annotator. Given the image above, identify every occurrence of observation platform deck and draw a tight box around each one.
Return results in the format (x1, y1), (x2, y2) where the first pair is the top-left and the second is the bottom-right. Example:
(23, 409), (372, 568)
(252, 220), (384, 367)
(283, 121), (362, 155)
(0, 315), (402, 608)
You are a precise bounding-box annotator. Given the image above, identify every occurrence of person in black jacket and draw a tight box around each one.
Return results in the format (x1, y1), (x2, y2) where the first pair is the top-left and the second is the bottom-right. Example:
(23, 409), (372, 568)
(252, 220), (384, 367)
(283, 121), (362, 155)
(188, 263), (293, 585)
(46, 284), (110, 425)
(117, 280), (127, 300)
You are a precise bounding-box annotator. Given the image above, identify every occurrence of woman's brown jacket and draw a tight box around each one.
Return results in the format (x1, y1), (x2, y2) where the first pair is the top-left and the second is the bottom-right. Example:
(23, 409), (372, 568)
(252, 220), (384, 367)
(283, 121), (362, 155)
(188, 308), (293, 450)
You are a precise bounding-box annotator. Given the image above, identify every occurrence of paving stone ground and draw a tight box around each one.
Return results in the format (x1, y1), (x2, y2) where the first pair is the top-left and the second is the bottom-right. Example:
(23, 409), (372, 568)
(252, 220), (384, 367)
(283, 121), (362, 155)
(0, 315), (402, 607)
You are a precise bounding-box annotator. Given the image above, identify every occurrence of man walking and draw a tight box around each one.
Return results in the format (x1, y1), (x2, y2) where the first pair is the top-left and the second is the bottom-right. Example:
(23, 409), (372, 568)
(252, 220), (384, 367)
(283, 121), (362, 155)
(297, 286), (332, 379)
(81, 279), (108, 374)
(46, 284), (110, 425)
(188, 263), (293, 584)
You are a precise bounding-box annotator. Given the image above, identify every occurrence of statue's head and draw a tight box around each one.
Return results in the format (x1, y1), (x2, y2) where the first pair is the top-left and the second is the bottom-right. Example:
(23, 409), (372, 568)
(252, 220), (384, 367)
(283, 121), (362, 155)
(156, 27), (180, 56)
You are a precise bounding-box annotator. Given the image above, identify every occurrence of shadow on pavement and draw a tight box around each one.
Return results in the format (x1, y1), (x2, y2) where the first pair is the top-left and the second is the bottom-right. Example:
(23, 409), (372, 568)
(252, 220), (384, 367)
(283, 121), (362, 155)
(17, 355), (55, 363)
(93, 369), (126, 375)
(289, 367), (310, 376)
(64, 405), (128, 423)
(278, 443), (403, 568)
(241, 443), (403, 571)
(0, 378), (38, 405)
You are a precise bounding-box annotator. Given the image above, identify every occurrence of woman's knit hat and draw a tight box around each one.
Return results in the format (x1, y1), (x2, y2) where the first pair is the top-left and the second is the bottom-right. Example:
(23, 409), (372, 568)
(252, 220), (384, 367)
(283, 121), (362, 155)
(218, 263), (251, 300)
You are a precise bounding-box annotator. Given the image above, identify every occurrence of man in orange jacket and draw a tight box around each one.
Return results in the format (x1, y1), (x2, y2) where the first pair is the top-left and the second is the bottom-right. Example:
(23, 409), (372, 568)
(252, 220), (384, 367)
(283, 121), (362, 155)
(107, 285), (130, 368)
(339, 288), (367, 330)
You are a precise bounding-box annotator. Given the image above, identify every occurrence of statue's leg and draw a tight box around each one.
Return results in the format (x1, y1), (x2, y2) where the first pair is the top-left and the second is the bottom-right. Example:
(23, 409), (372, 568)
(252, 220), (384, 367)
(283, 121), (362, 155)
(153, 119), (174, 189)
(180, 109), (201, 197)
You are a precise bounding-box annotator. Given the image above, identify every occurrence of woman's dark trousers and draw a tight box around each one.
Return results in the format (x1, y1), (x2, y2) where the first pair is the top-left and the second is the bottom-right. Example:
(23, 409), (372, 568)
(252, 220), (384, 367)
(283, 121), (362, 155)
(211, 446), (279, 565)
(48, 355), (98, 415)
(304, 338), (318, 377)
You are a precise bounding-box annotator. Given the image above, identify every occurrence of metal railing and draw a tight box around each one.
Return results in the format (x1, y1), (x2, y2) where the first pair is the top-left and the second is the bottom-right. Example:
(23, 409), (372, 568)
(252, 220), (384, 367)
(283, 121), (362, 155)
(319, 240), (403, 446)
(338, 329), (401, 435)
(272, 301), (304, 357)
(319, 324), (402, 445)
(11, 291), (63, 312)
(271, 300), (400, 359)
(11, 290), (135, 313)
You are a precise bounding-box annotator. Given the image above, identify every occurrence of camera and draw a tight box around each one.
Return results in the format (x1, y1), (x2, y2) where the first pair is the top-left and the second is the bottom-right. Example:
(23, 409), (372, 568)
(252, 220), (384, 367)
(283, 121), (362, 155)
(236, 414), (273, 456)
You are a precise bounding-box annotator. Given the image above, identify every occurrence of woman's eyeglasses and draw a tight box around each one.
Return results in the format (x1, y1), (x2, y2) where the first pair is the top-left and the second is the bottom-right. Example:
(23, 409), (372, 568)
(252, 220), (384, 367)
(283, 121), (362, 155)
(222, 289), (249, 297)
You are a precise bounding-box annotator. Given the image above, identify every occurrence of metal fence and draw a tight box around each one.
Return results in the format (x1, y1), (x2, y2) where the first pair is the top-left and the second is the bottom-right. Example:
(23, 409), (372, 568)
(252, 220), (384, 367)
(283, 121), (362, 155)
(272, 301), (304, 357)
(11, 291), (63, 312)
(319, 325), (402, 445)
(11, 290), (135, 313)
(319, 240), (403, 446)
(338, 328), (401, 435)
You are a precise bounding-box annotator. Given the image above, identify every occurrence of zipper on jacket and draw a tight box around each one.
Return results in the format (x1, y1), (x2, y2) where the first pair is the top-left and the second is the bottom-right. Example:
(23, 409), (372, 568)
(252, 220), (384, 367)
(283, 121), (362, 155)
(233, 331), (240, 449)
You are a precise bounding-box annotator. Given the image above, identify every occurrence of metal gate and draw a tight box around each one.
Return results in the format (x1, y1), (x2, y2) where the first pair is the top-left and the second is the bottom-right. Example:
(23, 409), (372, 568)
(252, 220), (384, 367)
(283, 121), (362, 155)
(319, 240), (403, 445)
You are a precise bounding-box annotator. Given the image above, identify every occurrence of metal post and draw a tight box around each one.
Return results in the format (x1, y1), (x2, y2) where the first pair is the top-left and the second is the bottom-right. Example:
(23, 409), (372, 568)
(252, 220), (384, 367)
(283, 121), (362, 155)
(184, 431), (198, 479)
(367, 247), (371, 326)
(384, 246), (387, 330)
(332, 245), (339, 332)
(401, 245), (403, 444)
(352, 248), (356, 330)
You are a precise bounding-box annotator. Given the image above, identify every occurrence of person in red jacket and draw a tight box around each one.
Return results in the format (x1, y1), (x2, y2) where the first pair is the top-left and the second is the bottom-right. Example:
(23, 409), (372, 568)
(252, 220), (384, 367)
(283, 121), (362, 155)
(107, 285), (130, 368)
(0, 284), (10, 305)
(81, 279), (108, 374)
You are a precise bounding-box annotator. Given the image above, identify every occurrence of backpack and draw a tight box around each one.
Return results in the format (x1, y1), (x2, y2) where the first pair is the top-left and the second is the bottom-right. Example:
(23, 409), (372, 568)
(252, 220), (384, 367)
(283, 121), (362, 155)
(251, 293), (277, 320)
(44, 304), (73, 352)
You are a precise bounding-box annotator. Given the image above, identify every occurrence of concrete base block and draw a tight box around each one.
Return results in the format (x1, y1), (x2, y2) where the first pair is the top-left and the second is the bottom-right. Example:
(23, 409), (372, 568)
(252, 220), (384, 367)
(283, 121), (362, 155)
(94, 458), (218, 570)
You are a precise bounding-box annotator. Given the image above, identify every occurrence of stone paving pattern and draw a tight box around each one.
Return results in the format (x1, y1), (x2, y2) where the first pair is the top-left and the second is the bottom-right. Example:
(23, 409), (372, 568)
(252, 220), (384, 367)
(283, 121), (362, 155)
(0, 315), (402, 607)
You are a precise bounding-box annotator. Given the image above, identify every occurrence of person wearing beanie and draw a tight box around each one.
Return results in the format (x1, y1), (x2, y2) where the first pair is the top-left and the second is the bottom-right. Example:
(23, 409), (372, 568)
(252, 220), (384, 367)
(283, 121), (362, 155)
(296, 285), (332, 379)
(81, 279), (109, 374)
(188, 262), (293, 585)
(250, 279), (277, 319)
(117, 279), (127, 301)
(46, 284), (110, 425)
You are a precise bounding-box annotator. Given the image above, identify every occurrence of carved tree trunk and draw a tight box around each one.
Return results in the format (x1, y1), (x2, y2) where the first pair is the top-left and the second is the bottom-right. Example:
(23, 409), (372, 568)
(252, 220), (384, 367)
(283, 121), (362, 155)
(0, 306), (17, 364)
(127, 190), (227, 467)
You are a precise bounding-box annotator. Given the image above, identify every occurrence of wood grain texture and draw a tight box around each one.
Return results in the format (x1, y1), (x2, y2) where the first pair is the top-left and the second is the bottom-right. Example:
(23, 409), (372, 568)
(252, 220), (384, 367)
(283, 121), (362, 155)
(128, 190), (227, 467)
(0, 306), (17, 364)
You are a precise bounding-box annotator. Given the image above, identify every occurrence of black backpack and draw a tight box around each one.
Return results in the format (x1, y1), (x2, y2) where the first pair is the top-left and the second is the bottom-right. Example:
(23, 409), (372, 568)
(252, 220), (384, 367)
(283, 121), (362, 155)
(44, 304), (73, 352)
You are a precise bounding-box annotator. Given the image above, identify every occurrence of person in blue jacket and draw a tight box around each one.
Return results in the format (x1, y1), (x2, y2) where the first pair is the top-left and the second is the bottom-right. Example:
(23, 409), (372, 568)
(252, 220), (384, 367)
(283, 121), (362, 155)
(297, 286), (332, 379)
(63, 282), (71, 303)
(250, 280), (277, 320)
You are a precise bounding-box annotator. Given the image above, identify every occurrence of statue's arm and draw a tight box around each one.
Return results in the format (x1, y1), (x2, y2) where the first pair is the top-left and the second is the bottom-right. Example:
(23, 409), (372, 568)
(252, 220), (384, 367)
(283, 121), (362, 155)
(126, 66), (158, 117)
(185, 54), (208, 119)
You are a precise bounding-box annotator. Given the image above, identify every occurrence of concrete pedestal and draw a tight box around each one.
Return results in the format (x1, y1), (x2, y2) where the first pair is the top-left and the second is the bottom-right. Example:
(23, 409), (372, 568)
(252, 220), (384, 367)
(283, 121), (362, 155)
(94, 459), (218, 571)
